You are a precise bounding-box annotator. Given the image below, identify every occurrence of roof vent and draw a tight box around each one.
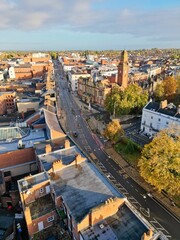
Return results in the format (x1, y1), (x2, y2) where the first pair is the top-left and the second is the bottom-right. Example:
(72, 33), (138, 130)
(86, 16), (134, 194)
(22, 180), (28, 188)
(99, 224), (104, 229)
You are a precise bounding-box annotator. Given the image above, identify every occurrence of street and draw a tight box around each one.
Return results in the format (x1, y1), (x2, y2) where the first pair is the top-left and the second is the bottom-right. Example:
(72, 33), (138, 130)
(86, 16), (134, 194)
(54, 60), (180, 240)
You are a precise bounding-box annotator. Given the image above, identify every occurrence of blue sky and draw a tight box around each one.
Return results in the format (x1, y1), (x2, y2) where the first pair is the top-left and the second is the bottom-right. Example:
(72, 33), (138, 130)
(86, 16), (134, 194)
(0, 0), (180, 51)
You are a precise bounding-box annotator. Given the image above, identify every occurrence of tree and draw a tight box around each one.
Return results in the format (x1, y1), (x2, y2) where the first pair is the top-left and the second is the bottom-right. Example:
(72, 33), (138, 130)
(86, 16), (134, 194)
(104, 84), (148, 116)
(154, 82), (165, 101)
(103, 119), (124, 143)
(138, 128), (180, 196)
(50, 52), (57, 60)
(163, 76), (177, 96)
(104, 86), (122, 116)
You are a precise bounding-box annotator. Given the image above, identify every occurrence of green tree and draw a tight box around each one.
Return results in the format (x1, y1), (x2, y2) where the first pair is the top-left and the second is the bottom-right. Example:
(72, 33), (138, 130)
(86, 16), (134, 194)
(138, 128), (180, 196)
(163, 76), (177, 96)
(104, 84), (148, 116)
(104, 86), (122, 116)
(103, 119), (124, 143)
(50, 52), (57, 59)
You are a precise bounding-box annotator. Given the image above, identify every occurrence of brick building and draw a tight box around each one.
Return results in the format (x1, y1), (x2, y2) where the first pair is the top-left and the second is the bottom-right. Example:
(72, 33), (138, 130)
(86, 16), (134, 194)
(18, 172), (57, 238)
(117, 50), (129, 88)
(0, 147), (37, 208)
(34, 142), (155, 240)
(0, 92), (16, 115)
(78, 77), (113, 105)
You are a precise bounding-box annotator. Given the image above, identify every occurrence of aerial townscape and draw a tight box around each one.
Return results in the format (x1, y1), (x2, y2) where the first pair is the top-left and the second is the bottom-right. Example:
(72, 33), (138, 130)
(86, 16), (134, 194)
(0, 1), (180, 240)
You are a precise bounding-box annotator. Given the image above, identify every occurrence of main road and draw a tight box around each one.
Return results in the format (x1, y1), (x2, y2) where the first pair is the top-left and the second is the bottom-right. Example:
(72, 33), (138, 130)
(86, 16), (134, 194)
(54, 60), (179, 240)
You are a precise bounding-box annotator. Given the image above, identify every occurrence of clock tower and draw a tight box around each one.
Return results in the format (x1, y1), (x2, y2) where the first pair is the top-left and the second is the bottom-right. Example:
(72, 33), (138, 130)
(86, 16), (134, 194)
(117, 50), (129, 88)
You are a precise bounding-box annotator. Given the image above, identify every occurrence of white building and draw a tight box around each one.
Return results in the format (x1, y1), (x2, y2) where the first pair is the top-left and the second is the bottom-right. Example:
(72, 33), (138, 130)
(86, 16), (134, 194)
(8, 66), (16, 79)
(68, 72), (90, 91)
(141, 100), (180, 137)
(63, 64), (74, 72)
(0, 71), (4, 81)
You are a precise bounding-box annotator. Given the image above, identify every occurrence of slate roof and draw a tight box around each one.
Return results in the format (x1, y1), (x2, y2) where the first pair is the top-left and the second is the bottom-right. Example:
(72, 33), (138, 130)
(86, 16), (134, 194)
(0, 147), (36, 169)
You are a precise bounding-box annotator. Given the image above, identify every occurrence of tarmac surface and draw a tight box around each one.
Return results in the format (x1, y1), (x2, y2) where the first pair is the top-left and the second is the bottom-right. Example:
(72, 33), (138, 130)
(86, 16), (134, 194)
(72, 91), (180, 220)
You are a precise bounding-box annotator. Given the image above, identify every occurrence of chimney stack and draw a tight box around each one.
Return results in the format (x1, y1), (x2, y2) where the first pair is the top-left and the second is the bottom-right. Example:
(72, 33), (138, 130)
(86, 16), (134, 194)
(46, 144), (52, 153)
(160, 100), (167, 109)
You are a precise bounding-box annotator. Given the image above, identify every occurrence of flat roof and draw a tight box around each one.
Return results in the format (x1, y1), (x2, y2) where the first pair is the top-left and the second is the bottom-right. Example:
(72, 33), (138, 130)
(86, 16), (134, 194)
(39, 145), (83, 171)
(0, 128), (46, 154)
(34, 137), (73, 155)
(50, 158), (123, 223)
(81, 204), (148, 240)
(18, 172), (49, 191)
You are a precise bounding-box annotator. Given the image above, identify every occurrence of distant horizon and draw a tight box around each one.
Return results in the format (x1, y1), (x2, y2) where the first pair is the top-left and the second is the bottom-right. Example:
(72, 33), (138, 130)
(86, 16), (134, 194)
(1, 47), (179, 53)
(0, 0), (180, 51)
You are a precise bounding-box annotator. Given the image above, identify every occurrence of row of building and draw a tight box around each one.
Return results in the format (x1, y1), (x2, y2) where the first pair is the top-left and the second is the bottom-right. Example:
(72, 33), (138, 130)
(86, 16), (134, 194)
(0, 52), (161, 240)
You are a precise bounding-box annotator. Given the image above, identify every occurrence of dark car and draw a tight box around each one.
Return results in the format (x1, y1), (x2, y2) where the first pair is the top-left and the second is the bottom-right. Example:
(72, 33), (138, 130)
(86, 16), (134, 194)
(73, 131), (78, 137)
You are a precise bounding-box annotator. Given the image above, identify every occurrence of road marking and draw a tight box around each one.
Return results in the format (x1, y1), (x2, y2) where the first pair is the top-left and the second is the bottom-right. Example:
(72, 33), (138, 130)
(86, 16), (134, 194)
(135, 189), (139, 192)
(150, 218), (170, 236)
(140, 207), (150, 217)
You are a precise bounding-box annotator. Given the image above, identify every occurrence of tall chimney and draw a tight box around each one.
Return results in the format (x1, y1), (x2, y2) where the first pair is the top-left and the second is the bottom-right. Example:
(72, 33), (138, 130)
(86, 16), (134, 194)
(160, 100), (167, 109)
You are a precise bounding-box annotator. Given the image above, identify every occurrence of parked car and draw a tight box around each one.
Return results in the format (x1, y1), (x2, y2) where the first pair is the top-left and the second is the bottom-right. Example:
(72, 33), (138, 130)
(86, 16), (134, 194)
(73, 131), (78, 137)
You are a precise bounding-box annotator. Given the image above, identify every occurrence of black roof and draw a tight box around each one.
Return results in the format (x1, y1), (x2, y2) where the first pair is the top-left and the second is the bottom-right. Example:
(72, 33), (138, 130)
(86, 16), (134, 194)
(145, 101), (180, 119)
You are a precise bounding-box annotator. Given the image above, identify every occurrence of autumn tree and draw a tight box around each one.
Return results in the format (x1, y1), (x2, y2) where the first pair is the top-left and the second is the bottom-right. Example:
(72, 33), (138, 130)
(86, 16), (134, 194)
(138, 127), (180, 196)
(163, 76), (177, 96)
(154, 82), (165, 101)
(103, 119), (124, 143)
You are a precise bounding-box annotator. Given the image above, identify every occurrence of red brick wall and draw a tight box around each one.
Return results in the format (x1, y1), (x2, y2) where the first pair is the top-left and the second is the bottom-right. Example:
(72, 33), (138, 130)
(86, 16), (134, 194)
(27, 210), (57, 237)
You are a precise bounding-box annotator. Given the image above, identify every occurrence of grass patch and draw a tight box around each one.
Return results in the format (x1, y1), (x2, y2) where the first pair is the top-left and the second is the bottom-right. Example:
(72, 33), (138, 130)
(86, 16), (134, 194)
(114, 138), (142, 167)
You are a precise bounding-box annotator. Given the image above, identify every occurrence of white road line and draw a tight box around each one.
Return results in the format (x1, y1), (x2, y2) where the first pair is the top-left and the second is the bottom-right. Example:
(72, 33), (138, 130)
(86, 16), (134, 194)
(135, 189), (139, 192)
(151, 197), (180, 223)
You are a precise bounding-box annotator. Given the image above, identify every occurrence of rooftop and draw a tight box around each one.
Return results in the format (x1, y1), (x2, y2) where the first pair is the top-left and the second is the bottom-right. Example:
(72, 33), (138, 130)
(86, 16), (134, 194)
(34, 137), (73, 155)
(0, 127), (28, 141)
(43, 109), (66, 137)
(0, 147), (36, 170)
(39, 145), (82, 171)
(50, 158), (123, 223)
(0, 128), (46, 154)
(29, 193), (55, 220)
(81, 204), (148, 240)
(18, 172), (49, 191)
(145, 101), (180, 119)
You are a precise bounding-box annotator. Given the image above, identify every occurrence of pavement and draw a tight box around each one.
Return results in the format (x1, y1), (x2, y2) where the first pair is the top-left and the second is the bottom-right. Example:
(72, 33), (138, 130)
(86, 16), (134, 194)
(70, 93), (180, 220)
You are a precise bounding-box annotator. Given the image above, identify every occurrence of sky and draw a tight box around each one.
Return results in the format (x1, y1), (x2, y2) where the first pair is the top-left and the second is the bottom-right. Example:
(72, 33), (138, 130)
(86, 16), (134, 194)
(0, 0), (180, 51)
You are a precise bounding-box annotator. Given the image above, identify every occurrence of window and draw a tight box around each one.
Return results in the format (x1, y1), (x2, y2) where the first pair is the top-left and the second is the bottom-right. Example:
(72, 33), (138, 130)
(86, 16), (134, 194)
(4, 171), (11, 177)
(158, 118), (161, 122)
(47, 216), (54, 223)
(151, 116), (153, 119)
(166, 122), (169, 125)
(40, 188), (44, 193)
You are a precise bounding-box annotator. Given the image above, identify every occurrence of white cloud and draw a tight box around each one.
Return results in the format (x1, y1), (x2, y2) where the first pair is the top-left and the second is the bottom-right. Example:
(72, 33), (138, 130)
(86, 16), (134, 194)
(0, 0), (179, 42)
